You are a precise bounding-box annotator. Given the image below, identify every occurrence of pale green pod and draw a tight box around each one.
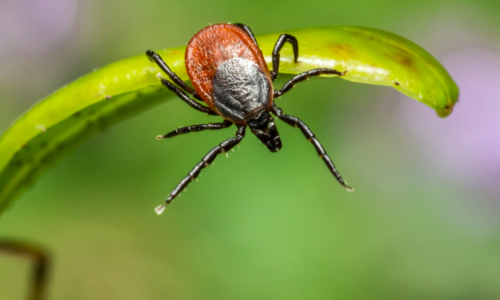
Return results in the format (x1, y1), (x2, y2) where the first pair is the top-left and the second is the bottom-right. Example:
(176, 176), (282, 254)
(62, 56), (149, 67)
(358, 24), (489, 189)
(0, 26), (459, 213)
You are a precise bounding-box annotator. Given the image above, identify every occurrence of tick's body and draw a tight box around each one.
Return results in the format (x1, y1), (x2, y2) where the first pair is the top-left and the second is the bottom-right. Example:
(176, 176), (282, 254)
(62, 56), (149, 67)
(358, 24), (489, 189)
(146, 23), (352, 214)
(186, 24), (273, 124)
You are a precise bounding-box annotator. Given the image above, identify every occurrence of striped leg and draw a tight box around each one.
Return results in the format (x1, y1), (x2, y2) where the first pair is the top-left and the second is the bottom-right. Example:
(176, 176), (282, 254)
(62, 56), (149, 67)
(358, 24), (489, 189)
(271, 105), (353, 191)
(159, 78), (217, 115)
(274, 69), (347, 98)
(146, 50), (202, 100)
(271, 34), (299, 81)
(155, 125), (247, 214)
(157, 120), (233, 140)
(233, 23), (259, 47)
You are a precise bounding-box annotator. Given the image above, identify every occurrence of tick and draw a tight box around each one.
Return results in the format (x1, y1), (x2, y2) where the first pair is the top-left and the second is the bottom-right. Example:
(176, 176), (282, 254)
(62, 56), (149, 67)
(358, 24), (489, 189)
(147, 23), (352, 214)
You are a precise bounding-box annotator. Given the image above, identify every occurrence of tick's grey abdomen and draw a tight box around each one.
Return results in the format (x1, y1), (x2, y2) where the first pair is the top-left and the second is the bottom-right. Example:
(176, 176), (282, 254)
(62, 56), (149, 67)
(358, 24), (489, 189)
(212, 58), (272, 124)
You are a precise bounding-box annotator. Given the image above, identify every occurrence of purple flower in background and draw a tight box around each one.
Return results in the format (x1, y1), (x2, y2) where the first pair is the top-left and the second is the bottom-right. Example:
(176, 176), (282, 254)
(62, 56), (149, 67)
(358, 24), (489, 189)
(0, 0), (80, 103)
(401, 49), (500, 192)
(0, 0), (79, 55)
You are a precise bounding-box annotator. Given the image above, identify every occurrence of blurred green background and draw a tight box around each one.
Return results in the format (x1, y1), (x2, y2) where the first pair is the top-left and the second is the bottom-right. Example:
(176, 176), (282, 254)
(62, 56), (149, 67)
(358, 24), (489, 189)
(1, 0), (500, 299)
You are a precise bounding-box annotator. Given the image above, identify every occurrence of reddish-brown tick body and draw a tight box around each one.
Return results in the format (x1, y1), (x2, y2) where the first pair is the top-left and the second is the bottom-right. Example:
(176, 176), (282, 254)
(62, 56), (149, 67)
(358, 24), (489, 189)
(186, 24), (274, 125)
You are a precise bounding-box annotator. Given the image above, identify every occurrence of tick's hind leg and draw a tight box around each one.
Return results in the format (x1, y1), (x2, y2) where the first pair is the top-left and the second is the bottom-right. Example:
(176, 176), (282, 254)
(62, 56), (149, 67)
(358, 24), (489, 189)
(146, 50), (202, 100)
(271, 105), (353, 191)
(234, 23), (259, 47)
(0, 239), (50, 300)
(157, 120), (233, 140)
(271, 34), (299, 81)
(274, 69), (347, 98)
(158, 77), (217, 115)
(155, 125), (247, 214)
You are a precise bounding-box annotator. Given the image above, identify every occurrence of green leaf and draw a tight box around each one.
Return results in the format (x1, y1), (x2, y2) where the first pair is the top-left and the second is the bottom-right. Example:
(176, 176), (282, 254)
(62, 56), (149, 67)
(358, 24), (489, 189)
(0, 26), (459, 214)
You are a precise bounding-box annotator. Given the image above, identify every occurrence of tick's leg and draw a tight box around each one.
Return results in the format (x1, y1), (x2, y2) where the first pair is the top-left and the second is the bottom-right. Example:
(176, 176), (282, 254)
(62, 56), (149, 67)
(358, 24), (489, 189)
(271, 105), (353, 191)
(155, 125), (247, 214)
(234, 23), (259, 47)
(274, 69), (347, 98)
(0, 239), (50, 300)
(159, 77), (217, 115)
(157, 120), (233, 140)
(146, 50), (202, 100)
(271, 34), (299, 81)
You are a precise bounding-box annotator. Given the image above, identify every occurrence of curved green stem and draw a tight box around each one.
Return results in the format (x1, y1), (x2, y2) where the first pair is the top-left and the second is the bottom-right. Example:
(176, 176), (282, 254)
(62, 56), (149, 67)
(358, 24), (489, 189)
(0, 26), (459, 214)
